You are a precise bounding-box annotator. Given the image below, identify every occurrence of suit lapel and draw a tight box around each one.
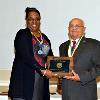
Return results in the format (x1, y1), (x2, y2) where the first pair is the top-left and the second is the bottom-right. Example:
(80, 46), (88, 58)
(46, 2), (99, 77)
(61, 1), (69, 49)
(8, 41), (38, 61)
(65, 40), (70, 56)
(73, 37), (87, 63)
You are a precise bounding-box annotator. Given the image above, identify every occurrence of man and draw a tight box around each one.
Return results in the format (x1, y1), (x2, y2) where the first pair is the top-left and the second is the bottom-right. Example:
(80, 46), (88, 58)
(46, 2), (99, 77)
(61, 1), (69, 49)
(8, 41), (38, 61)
(59, 18), (100, 100)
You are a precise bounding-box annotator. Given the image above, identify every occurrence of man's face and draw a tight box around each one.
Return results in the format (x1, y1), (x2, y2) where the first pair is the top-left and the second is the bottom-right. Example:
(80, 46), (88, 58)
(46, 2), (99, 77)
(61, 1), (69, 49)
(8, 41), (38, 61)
(68, 18), (85, 40)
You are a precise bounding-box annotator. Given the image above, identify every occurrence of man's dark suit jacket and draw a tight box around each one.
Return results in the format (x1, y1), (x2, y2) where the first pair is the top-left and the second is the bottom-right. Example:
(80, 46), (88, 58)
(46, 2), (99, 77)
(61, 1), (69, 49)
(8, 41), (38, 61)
(8, 28), (53, 100)
(59, 37), (100, 100)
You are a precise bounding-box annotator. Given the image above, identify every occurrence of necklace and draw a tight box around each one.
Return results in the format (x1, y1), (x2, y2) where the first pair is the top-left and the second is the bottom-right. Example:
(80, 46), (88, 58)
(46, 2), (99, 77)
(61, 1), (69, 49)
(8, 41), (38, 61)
(69, 35), (83, 57)
(31, 31), (43, 45)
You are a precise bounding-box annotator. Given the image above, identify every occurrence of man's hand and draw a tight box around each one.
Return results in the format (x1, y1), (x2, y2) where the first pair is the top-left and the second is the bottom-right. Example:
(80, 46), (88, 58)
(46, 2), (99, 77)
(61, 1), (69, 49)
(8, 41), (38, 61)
(64, 70), (80, 81)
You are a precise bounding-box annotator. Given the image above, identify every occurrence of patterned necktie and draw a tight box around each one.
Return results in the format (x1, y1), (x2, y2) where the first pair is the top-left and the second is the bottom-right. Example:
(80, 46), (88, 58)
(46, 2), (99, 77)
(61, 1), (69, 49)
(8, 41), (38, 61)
(71, 40), (76, 54)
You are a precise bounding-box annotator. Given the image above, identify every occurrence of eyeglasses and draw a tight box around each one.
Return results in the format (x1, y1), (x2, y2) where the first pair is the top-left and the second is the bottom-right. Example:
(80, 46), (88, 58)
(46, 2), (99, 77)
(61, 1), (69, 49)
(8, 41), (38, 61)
(69, 25), (84, 29)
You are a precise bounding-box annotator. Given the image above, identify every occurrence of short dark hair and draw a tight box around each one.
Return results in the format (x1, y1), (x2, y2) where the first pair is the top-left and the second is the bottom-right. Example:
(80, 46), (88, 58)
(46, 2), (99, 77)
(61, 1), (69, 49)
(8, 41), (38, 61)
(25, 7), (41, 19)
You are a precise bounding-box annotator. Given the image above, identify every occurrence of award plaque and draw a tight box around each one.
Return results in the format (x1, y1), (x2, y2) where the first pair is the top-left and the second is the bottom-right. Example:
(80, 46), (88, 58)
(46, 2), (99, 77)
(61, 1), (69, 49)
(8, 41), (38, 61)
(47, 56), (74, 78)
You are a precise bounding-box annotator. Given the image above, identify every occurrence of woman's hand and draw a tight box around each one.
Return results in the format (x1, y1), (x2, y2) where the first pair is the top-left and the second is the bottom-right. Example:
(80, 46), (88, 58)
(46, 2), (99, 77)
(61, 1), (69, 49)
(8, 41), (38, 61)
(41, 70), (56, 78)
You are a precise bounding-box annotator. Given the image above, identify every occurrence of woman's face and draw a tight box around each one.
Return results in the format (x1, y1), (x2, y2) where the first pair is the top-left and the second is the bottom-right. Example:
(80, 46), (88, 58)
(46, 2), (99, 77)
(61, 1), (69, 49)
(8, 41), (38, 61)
(26, 11), (41, 32)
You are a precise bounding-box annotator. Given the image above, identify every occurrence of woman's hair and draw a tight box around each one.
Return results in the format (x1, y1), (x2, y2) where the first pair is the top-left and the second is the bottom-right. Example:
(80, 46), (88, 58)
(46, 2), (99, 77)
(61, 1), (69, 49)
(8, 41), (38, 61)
(25, 7), (41, 19)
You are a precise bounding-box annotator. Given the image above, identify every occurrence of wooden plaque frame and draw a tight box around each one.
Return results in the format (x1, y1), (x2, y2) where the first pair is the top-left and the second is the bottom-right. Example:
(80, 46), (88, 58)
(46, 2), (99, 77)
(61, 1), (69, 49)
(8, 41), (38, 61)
(47, 56), (74, 78)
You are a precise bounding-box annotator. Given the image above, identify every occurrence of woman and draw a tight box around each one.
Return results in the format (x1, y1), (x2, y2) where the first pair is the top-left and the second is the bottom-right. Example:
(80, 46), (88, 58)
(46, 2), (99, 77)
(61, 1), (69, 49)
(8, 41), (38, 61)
(8, 7), (54, 100)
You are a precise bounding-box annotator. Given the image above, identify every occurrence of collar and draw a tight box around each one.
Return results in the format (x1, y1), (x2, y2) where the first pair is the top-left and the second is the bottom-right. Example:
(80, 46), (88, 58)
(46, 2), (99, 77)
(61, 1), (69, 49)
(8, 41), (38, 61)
(70, 38), (80, 46)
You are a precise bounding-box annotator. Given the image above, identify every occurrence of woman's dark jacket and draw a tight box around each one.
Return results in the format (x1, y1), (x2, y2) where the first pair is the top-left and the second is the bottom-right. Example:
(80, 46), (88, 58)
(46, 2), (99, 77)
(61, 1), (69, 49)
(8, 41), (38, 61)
(8, 28), (53, 100)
